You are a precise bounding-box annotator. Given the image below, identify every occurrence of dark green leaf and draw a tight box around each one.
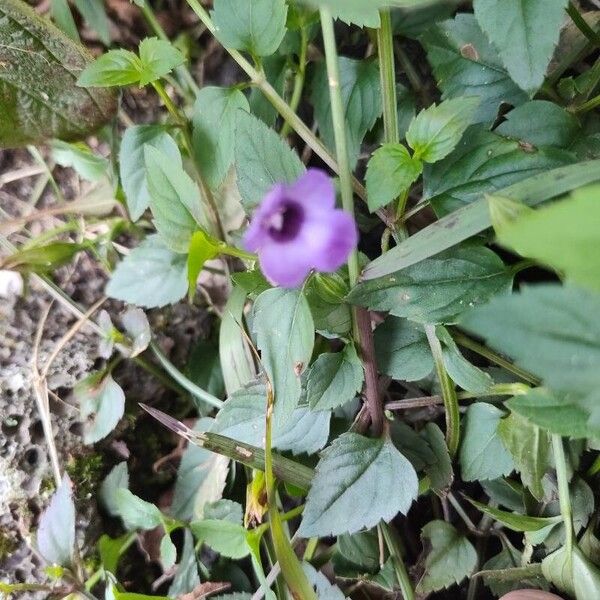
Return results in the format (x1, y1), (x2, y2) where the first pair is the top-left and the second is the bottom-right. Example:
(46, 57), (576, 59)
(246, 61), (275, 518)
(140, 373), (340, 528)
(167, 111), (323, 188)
(190, 520), (249, 559)
(421, 423), (454, 494)
(312, 57), (381, 169)
(473, 0), (568, 95)
(211, 0), (288, 57)
(306, 345), (364, 411)
(416, 520), (477, 593)
(234, 110), (305, 209)
(332, 531), (380, 577)
(421, 14), (528, 124)
(138, 38), (184, 86)
(253, 288), (314, 424)
(374, 316), (433, 381)
(299, 432), (418, 537)
(37, 475), (75, 567)
(114, 489), (163, 531)
(186, 338), (225, 404)
(106, 235), (188, 308)
(460, 403), (514, 481)
(168, 530), (201, 597)
(192, 87), (250, 190)
(0, 0), (116, 147)
(351, 245), (512, 324)
(366, 143), (422, 211)
(468, 498), (561, 532)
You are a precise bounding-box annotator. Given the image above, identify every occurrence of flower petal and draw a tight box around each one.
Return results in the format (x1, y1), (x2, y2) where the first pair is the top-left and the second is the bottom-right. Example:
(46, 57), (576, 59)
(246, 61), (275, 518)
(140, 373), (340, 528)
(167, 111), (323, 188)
(288, 169), (336, 211)
(259, 244), (312, 288)
(243, 183), (287, 251)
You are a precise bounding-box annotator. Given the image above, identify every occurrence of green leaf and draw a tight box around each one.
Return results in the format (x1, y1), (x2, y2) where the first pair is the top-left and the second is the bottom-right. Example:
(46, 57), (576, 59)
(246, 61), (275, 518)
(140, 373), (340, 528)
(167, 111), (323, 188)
(312, 57), (381, 169)
(51, 141), (109, 182)
(121, 307), (151, 358)
(106, 235), (188, 308)
(78, 49), (142, 87)
(73, 0), (110, 46)
(460, 403), (514, 481)
(234, 110), (305, 209)
(498, 412), (549, 500)
(168, 531), (200, 597)
(51, 0), (79, 41)
(252, 288), (314, 424)
(171, 418), (228, 521)
(160, 534), (177, 570)
(190, 520), (249, 559)
(423, 126), (573, 216)
(298, 432), (418, 537)
(416, 520), (477, 593)
(212, 381), (330, 455)
(460, 284), (600, 395)
(114, 489), (163, 531)
(542, 545), (600, 599)
(98, 533), (130, 575)
(507, 388), (593, 440)
(186, 338), (225, 403)
(306, 345), (364, 411)
(473, 0), (568, 95)
(495, 100), (581, 149)
(144, 145), (208, 253)
(138, 38), (185, 86)
(192, 87), (250, 190)
(421, 14), (528, 124)
(1, 242), (86, 273)
(211, 0), (288, 57)
(99, 462), (129, 518)
(406, 97), (479, 163)
(374, 316), (433, 381)
(350, 245), (512, 325)
(361, 160), (600, 281)
(332, 531), (380, 577)
(74, 372), (125, 444)
(467, 499), (561, 532)
(119, 126), (180, 221)
(37, 475), (75, 567)
(365, 143), (423, 212)
(0, 0), (117, 147)
(204, 499), (243, 524)
(187, 231), (221, 295)
(421, 423), (454, 494)
(496, 185), (600, 292)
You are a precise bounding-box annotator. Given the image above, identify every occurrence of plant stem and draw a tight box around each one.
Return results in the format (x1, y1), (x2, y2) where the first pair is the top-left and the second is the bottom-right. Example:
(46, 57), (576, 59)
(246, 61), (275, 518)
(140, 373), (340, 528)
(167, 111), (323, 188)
(377, 10), (399, 143)
(552, 434), (574, 554)
(424, 325), (460, 457)
(380, 522), (415, 600)
(567, 2), (600, 48)
(571, 91), (600, 114)
(281, 25), (308, 138)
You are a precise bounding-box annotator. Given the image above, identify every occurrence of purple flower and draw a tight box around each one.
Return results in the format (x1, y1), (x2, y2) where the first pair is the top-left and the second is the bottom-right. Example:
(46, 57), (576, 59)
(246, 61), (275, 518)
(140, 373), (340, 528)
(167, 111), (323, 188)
(243, 169), (358, 288)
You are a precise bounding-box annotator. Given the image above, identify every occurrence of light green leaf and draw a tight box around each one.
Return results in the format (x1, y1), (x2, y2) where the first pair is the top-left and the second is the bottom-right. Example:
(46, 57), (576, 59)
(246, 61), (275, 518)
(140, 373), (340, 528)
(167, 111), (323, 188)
(461, 284), (600, 395)
(204, 499), (243, 524)
(374, 316), (433, 381)
(306, 345), (364, 411)
(114, 489), (163, 531)
(349, 245), (512, 324)
(52, 141), (108, 182)
(192, 87), (250, 190)
(416, 520), (477, 593)
(160, 534), (177, 570)
(421, 14), (528, 124)
(253, 288), (314, 424)
(37, 475), (75, 567)
(468, 499), (561, 532)
(73, 0), (110, 46)
(212, 381), (330, 455)
(168, 530), (200, 597)
(473, 0), (568, 95)
(406, 97), (479, 163)
(0, 0), (117, 147)
(144, 145), (207, 253)
(106, 235), (188, 308)
(211, 0), (288, 57)
(99, 462), (129, 518)
(121, 307), (151, 358)
(460, 403), (514, 481)
(299, 432), (418, 537)
(542, 545), (600, 599)
(119, 126), (180, 221)
(362, 160), (600, 281)
(498, 412), (549, 500)
(187, 231), (221, 295)
(234, 110), (305, 209)
(190, 520), (249, 559)
(51, 0), (79, 41)
(312, 57), (381, 169)
(365, 143), (422, 211)
(74, 372), (125, 444)
(423, 126), (573, 216)
(496, 186), (600, 292)
(78, 49), (141, 87)
(138, 37), (184, 86)
(98, 533), (130, 575)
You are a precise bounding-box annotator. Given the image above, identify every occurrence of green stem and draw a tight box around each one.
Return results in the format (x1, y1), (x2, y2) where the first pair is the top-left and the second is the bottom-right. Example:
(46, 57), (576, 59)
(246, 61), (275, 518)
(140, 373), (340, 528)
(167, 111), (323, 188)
(571, 91), (600, 114)
(424, 324), (460, 457)
(566, 2), (600, 48)
(281, 25), (308, 138)
(380, 522), (415, 600)
(377, 10), (399, 144)
(552, 434), (574, 554)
